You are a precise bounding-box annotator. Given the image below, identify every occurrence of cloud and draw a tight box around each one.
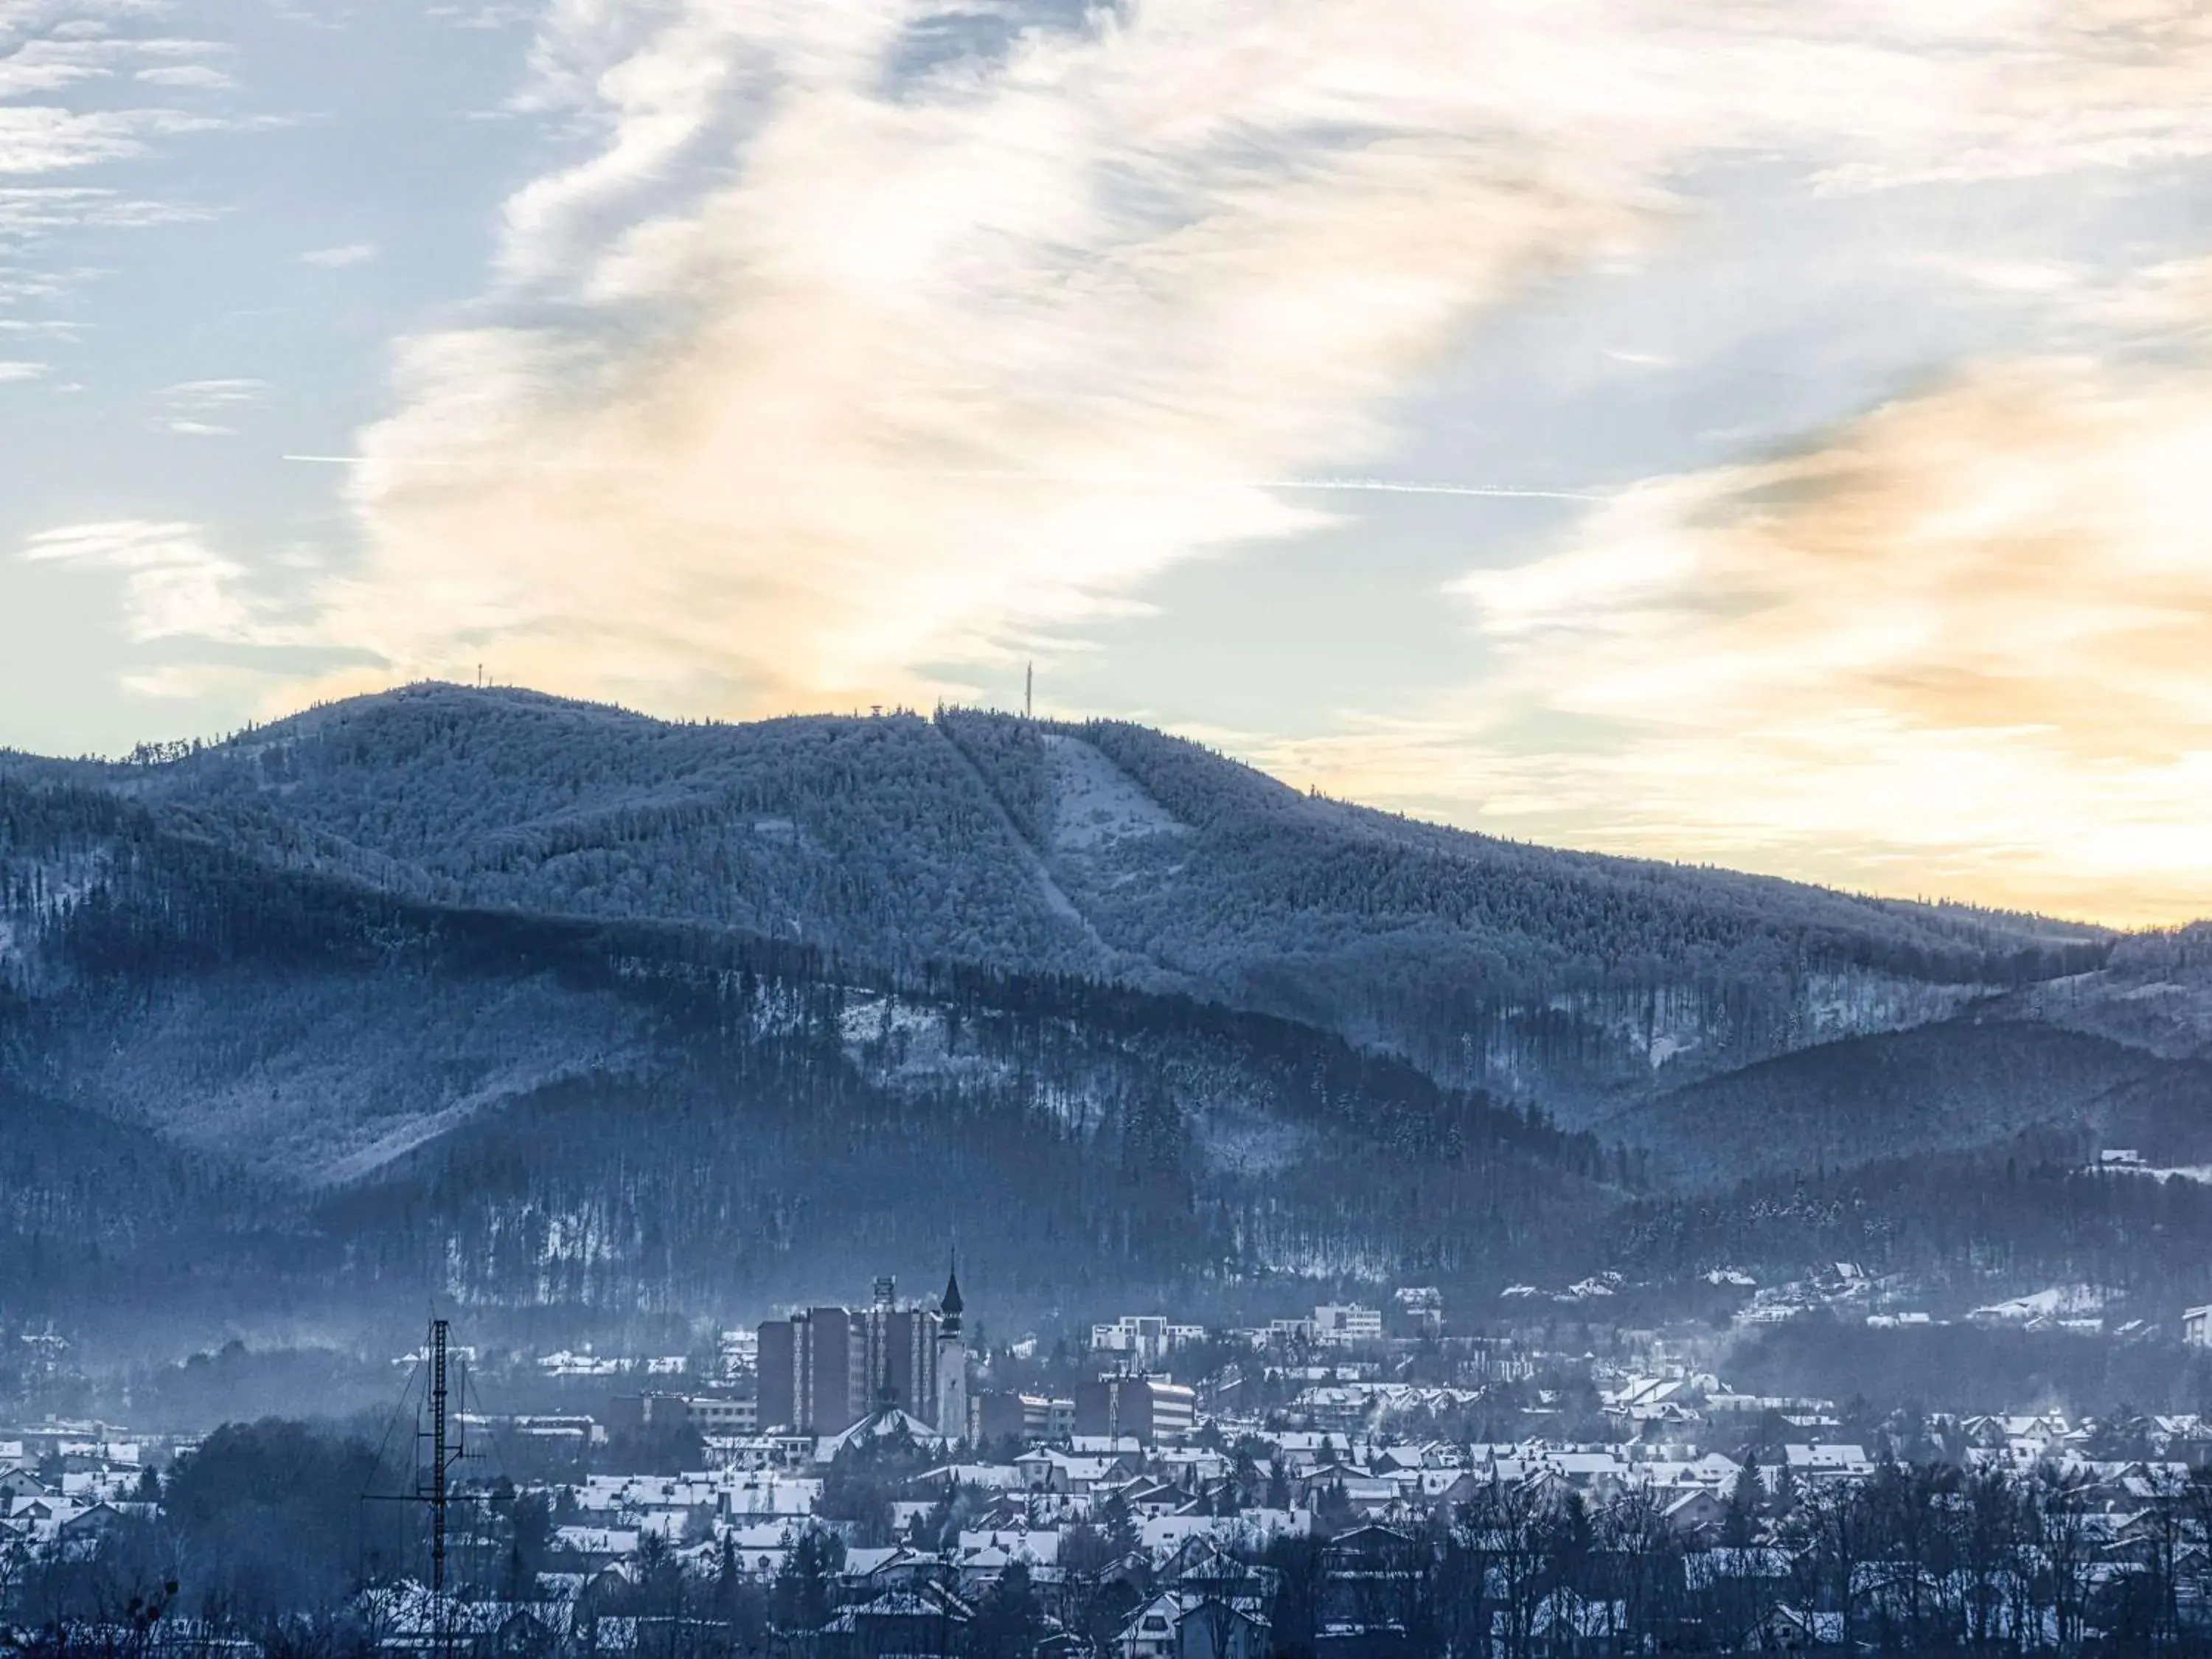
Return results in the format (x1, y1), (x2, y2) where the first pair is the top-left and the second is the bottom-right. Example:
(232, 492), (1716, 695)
(0, 104), (244, 175)
(133, 63), (233, 89)
(297, 1), (1691, 714)
(1340, 354), (2212, 924)
(2087, 254), (2212, 341)
(1809, 1), (2212, 192)
(0, 7), (242, 179)
(0, 356), (44, 379)
(118, 662), (278, 700)
(146, 378), (267, 434)
(0, 105), (157, 173)
(21, 519), (259, 642)
(299, 240), (376, 268)
(0, 184), (212, 237)
(0, 32), (124, 97)
(286, 0), (2212, 734)
(155, 376), (268, 406)
(425, 3), (535, 28)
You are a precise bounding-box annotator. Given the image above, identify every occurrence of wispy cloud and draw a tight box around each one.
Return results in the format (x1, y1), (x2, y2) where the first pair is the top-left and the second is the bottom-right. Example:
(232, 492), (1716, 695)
(21, 519), (258, 642)
(119, 662), (280, 700)
(145, 375), (267, 435)
(0, 355), (44, 380)
(133, 63), (233, 89)
(0, 105), (164, 173)
(154, 376), (267, 405)
(0, 7), (243, 178)
(140, 374), (263, 431)
(299, 240), (375, 268)
(0, 184), (212, 236)
(425, 3), (535, 29)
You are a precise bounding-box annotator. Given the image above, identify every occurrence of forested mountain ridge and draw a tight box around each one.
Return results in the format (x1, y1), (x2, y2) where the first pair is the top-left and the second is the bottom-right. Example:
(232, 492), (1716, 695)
(944, 710), (2110, 1102)
(1, 684), (2113, 1118)
(5, 707), (2212, 1335)
(0, 773), (1620, 1335)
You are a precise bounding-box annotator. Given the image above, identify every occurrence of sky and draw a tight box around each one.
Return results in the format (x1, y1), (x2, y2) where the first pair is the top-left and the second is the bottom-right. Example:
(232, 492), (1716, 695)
(4, 1), (2212, 925)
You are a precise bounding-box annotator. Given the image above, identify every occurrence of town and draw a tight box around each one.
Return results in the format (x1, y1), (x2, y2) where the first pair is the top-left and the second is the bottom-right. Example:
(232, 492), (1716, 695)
(12, 1269), (2212, 1656)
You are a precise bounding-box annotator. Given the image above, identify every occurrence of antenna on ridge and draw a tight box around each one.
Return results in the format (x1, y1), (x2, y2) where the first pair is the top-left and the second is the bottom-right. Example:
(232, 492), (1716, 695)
(1025, 661), (1034, 720)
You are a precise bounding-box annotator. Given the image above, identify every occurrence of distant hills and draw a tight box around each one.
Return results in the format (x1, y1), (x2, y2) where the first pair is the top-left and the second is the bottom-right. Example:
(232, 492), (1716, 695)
(4, 683), (2209, 1340)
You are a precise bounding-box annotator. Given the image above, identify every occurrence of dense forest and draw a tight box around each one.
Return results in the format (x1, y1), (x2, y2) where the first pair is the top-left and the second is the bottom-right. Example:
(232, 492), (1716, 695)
(0, 773), (1619, 1338)
(1, 685), (2208, 1343)
(4, 685), (2115, 1113)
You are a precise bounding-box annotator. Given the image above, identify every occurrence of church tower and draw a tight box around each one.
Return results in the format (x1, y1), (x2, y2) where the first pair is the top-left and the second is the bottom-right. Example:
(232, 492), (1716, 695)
(935, 1255), (968, 1445)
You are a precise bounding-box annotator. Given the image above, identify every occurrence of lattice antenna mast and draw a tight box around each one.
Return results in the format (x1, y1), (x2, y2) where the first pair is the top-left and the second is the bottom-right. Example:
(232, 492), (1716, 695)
(416, 1318), (466, 1596)
(1025, 662), (1033, 720)
(434, 1321), (448, 1592)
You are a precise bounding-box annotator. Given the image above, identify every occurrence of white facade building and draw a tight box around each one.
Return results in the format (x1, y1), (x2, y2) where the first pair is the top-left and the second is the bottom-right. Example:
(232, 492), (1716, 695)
(1312, 1304), (1383, 1346)
(1091, 1315), (1206, 1368)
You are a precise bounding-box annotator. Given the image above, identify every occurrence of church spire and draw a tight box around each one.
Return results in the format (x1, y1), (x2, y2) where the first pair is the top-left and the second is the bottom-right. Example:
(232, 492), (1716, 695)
(935, 1250), (969, 1446)
(940, 1251), (963, 1335)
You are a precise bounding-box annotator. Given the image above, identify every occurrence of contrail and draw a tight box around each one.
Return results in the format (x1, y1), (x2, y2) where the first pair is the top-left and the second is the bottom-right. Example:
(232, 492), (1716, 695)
(1278, 479), (1601, 501)
(917, 468), (1604, 501)
(283, 454), (1603, 501)
(284, 453), (489, 468)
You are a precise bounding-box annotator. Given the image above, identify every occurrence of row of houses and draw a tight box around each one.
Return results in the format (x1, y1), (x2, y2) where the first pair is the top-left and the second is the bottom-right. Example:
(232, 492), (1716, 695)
(0, 1432), (161, 1562)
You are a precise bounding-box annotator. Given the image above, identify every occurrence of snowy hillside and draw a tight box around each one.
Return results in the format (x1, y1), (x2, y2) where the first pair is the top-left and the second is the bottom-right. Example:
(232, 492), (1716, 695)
(0, 780), (1615, 1326)
(3, 727), (2210, 1330)
(5, 684), (2112, 1119)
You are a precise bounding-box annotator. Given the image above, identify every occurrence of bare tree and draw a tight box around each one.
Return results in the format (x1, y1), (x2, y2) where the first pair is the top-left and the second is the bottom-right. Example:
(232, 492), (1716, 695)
(1597, 1486), (1680, 1651)
(1787, 1478), (1876, 1652)
(1461, 1477), (1551, 1659)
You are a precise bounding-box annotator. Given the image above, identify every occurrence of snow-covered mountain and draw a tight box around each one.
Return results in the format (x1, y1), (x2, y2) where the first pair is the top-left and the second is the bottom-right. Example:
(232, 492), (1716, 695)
(4, 684), (2112, 1114)
(5, 683), (2208, 1332)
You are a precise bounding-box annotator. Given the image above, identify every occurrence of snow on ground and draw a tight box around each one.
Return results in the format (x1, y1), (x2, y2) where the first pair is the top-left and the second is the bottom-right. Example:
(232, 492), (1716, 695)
(2095, 1160), (2212, 1186)
(1971, 1285), (2108, 1322)
(0, 849), (111, 972)
(1192, 1104), (1313, 1178)
(1044, 735), (1187, 852)
(1243, 1231), (1402, 1281)
(1798, 970), (1992, 1045)
(60, 970), (655, 1187)
(838, 991), (1023, 1095)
